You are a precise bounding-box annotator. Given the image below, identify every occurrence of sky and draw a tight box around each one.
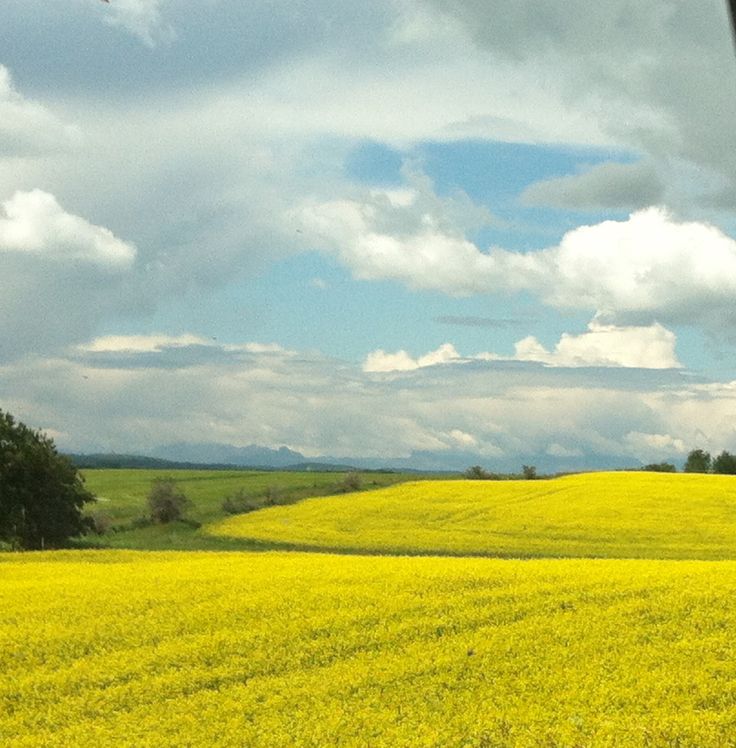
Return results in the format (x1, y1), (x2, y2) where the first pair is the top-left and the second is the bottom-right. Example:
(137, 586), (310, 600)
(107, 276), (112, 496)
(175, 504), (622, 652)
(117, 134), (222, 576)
(2, 0), (736, 470)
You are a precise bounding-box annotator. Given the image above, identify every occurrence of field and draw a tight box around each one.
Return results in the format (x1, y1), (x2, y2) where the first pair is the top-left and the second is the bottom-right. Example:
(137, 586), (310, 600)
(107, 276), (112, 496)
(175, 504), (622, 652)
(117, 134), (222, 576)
(4, 551), (736, 747)
(4, 471), (736, 746)
(209, 472), (736, 559)
(81, 468), (423, 550)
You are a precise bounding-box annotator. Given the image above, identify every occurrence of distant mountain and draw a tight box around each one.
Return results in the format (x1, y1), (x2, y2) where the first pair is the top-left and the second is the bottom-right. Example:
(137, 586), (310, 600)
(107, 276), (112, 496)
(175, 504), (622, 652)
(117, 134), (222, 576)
(66, 453), (247, 471)
(70, 441), (647, 475)
(150, 442), (306, 468)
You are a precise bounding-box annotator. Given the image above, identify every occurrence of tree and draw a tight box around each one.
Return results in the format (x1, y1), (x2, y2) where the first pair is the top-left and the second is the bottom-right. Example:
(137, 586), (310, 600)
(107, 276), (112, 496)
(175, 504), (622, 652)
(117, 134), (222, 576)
(684, 449), (711, 473)
(464, 465), (492, 480)
(522, 465), (538, 480)
(148, 478), (189, 523)
(0, 409), (94, 549)
(642, 462), (676, 473)
(713, 450), (736, 475)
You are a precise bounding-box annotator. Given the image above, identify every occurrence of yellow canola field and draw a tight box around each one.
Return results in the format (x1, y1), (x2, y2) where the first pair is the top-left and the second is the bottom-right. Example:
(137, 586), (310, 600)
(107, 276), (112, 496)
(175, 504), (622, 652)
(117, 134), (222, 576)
(209, 472), (736, 559)
(3, 551), (736, 747)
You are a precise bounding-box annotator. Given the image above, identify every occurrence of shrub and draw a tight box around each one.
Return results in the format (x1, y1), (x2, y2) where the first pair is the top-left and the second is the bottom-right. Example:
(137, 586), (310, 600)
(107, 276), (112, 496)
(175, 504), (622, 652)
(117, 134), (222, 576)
(464, 465), (492, 480)
(222, 489), (260, 515)
(340, 472), (362, 492)
(148, 478), (189, 524)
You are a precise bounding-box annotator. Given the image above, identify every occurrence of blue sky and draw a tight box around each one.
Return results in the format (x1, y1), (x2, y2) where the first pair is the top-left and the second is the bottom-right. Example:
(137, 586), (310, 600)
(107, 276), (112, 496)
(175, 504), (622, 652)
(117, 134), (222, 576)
(2, 0), (736, 469)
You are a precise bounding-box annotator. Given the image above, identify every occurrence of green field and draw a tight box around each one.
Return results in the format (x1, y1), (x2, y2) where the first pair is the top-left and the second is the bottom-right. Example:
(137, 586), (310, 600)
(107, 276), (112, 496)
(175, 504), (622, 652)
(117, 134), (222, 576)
(6, 470), (736, 746)
(209, 471), (736, 559)
(81, 468), (425, 550)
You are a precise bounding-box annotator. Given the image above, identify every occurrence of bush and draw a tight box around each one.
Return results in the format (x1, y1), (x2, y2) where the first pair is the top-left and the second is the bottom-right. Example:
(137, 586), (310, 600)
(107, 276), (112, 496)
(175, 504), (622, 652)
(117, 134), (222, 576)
(222, 489), (260, 515)
(340, 472), (362, 492)
(148, 478), (189, 524)
(464, 465), (492, 480)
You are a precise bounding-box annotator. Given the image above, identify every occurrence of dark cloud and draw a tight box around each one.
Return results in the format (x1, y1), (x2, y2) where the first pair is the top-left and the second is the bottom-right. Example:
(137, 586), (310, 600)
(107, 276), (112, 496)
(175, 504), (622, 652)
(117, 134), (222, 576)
(521, 160), (665, 211)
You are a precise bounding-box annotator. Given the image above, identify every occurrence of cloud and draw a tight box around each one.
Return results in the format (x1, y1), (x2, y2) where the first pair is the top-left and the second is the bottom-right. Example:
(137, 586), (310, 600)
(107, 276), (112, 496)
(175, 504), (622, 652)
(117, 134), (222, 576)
(81, 334), (210, 353)
(305, 192), (736, 327)
(425, 0), (736, 208)
(0, 65), (80, 156)
(624, 431), (687, 459)
(0, 191), (137, 361)
(364, 343), (460, 372)
(521, 160), (665, 211)
(0, 333), (725, 469)
(505, 321), (681, 369)
(0, 190), (136, 268)
(102, 0), (175, 47)
(364, 320), (680, 373)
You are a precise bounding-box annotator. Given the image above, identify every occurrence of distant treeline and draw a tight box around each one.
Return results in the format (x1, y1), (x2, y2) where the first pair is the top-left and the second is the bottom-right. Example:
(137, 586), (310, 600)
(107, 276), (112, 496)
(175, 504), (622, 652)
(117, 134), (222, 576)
(65, 453), (405, 474)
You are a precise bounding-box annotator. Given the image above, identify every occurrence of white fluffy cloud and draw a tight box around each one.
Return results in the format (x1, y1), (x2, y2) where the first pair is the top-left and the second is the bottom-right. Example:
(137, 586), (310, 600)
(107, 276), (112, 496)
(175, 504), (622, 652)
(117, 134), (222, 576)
(507, 321), (680, 369)
(364, 343), (460, 372)
(0, 190), (136, 268)
(305, 193), (736, 327)
(364, 320), (680, 373)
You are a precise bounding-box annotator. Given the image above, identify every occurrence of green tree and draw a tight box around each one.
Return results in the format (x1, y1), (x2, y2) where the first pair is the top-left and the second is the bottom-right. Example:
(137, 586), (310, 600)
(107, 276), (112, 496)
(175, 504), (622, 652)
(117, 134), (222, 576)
(464, 465), (491, 480)
(522, 465), (538, 480)
(642, 462), (676, 473)
(712, 450), (736, 475)
(148, 478), (189, 523)
(684, 449), (711, 473)
(0, 409), (94, 549)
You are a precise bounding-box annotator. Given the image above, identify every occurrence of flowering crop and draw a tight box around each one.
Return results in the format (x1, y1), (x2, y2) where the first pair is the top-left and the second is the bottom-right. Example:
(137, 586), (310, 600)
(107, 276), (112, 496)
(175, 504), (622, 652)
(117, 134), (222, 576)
(3, 551), (736, 746)
(209, 472), (736, 559)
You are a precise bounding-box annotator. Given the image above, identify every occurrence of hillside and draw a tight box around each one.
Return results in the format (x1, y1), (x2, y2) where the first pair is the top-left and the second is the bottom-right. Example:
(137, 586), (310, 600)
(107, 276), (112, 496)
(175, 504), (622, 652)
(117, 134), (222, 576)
(208, 471), (736, 560)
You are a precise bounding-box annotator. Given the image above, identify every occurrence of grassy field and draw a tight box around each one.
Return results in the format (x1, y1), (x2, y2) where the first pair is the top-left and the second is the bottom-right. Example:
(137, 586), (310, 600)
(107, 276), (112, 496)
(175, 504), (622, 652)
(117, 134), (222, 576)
(81, 468), (425, 550)
(4, 551), (736, 747)
(209, 471), (736, 559)
(6, 470), (736, 746)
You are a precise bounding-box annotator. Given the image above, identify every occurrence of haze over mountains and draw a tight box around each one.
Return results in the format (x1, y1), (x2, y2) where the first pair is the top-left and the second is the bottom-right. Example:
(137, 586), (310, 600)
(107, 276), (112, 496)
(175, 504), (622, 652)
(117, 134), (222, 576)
(74, 441), (638, 473)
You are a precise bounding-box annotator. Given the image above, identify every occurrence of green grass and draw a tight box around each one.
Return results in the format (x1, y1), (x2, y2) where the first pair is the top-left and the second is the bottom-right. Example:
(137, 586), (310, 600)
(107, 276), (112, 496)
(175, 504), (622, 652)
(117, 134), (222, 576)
(81, 468), (433, 550)
(208, 471), (736, 560)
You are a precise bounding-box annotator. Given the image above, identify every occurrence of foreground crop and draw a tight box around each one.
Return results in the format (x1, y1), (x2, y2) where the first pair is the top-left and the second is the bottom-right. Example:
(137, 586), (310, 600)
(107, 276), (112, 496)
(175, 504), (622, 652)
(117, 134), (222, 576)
(3, 551), (736, 746)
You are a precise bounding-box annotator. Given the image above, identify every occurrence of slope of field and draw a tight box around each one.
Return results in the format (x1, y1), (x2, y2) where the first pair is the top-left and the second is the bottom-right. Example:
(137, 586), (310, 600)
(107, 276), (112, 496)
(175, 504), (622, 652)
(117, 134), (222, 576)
(208, 472), (736, 559)
(81, 468), (423, 549)
(3, 551), (736, 747)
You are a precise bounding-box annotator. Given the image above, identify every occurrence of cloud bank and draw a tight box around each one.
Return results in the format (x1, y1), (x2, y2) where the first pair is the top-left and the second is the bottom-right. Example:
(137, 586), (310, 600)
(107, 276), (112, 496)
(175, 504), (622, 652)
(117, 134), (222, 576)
(304, 195), (736, 326)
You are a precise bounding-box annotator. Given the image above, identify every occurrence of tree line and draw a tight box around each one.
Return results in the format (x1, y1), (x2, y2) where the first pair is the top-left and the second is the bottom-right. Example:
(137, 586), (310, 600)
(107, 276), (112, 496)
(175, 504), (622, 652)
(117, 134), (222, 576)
(683, 449), (736, 474)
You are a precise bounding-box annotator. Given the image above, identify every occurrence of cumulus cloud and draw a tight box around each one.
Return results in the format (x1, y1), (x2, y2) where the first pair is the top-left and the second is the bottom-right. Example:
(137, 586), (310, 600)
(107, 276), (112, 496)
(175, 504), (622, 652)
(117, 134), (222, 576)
(506, 321), (681, 369)
(365, 320), (680, 373)
(0, 190), (136, 268)
(305, 192), (736, 327)
(0, 66), (80, 156)
(363, 343), (460, 372)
